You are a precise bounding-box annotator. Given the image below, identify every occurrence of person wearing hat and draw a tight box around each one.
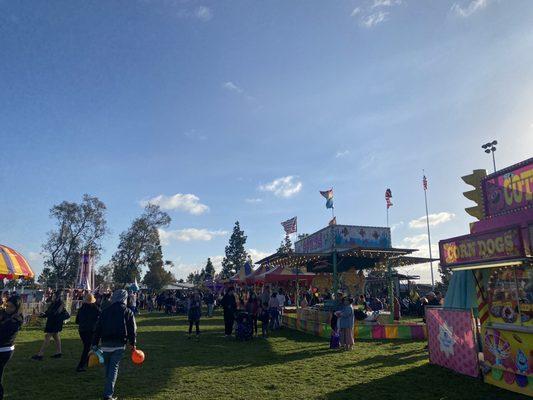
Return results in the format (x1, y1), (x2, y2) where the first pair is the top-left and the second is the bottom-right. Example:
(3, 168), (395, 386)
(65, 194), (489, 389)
(0, 295), (23, 399)
(75, 293), (101, 372)
(92, 289), (137, 400)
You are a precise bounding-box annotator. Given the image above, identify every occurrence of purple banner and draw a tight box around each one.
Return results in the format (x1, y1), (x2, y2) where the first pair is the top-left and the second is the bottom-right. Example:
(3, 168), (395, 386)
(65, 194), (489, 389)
(482, 157), (533, 218)
(439, 227), (524, 267)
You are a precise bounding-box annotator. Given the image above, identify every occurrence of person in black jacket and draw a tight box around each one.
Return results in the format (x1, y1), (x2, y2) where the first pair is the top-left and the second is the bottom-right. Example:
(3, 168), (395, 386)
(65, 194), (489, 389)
(220, 287), (237, 337)
(92, 289), (136, 400)
(32, 290), (66, 360)
(75, 293), (100, 372)
(0, 295), (23, 400)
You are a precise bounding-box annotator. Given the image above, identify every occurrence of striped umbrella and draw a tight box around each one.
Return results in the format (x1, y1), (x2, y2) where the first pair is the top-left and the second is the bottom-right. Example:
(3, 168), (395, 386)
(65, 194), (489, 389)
(0, 245), (35, 280)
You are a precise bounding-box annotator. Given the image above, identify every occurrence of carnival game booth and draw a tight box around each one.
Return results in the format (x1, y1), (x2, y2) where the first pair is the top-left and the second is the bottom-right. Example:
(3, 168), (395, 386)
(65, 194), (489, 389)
(435, 157), (533, 397)
(257, 224), (434, 340)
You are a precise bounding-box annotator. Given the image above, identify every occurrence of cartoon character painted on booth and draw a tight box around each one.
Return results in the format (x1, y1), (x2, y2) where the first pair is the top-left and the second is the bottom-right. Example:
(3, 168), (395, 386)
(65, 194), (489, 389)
(438, 322), (456, 357)
(516, 349), (528, 374)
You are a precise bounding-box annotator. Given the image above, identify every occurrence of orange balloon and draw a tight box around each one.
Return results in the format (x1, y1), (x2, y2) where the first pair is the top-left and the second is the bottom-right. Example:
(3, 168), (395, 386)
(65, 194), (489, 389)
(131, 348), (145, 365)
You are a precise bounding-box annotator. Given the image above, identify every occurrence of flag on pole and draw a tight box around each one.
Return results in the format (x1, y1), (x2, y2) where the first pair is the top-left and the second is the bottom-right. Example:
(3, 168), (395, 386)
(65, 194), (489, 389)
(385, 188), (393, 209)
(281, 217), (297, 235)
(320, 189), (334, 209)
(328, 216), (337, 226)
(423, 174), (428, 191)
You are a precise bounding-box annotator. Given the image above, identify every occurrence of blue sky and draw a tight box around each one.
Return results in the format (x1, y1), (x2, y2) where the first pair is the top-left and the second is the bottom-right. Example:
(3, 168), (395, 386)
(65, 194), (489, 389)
(1, 0), (532, 282)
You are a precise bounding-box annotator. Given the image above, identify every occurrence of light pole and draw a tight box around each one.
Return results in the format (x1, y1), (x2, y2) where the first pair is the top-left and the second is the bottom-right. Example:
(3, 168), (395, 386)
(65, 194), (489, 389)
(482, 140), (497, 173)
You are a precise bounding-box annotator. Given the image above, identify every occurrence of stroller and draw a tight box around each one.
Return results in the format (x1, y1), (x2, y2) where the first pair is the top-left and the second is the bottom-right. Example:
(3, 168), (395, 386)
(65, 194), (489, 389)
(235, 311), (254, 341)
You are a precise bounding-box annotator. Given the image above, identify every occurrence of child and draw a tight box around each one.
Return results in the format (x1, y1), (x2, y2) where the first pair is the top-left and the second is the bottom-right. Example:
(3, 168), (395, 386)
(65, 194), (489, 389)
(259, 303), (270, 338)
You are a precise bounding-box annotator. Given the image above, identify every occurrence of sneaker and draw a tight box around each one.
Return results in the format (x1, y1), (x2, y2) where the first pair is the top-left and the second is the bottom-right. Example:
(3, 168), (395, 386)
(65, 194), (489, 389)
(31, 354), (43, 361)
(51, 353), (62, 359)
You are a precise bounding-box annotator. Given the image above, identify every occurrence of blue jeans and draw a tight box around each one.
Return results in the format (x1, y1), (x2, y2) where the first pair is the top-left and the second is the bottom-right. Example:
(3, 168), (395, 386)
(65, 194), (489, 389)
(103, 349), (124, 399)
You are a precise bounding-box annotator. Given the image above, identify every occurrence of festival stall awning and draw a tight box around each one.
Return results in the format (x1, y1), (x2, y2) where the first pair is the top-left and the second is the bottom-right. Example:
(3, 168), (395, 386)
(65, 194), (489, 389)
(0, 245), (35, 280)
(254, 265), (315, 284)
(230, 261), (253, 284)
(256, 248), (435, 273)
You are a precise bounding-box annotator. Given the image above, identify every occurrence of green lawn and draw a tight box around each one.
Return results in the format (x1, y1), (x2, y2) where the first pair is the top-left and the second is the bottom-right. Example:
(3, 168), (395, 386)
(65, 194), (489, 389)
(4, 312), (528, 400)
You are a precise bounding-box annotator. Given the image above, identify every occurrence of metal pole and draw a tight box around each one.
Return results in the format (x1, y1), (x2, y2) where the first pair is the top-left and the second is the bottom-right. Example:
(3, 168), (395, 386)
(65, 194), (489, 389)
(424, 187), (435, 289)
(332, 250), (338, 293)
(491, 150), (497, 173)
(386, 207), (389, 228)
(387, 259), (394, 324)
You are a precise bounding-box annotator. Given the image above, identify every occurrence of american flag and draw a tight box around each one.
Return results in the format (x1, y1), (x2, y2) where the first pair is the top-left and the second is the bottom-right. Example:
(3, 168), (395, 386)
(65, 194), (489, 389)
(423, 175), (428, 191)
(385, 188), (393, 209)
(281, 217), (297, 235)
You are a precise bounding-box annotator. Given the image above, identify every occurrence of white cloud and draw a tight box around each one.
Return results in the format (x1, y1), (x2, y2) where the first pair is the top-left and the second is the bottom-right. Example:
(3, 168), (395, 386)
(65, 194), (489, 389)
(360, 11), (389, 27)
(159, 228), (228, 244)
(409, 212), (455, 229)
(245, 198), (263, 203)
(259, 176), (302, 198)
(398, 234), (439, 259)
(372, 0), (401, 7)
(350, 7), (361, 16)
(247, 249), (271, 264)
(451, 0), (489, 17)
(183, 130), (207, 141)
(222, 81), (244, 94)
(194, 6), (213, 21)
(335, 150), (350, 158)
(141, 194), (209, 215)
(390, 221), (404, 232)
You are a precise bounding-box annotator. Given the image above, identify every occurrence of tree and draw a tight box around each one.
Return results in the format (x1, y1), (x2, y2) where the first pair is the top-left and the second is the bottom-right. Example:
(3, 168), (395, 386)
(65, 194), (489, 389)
(40, 194), (107, 287)
(277, 235), (293, 254)
(143, 241), (176, 291)
(220, 221), (247, 279)
(112, 205), (171, 284)
(95, 263), (114, 290)
(436, 265), (452, 293)
(204, 258), (215, 279)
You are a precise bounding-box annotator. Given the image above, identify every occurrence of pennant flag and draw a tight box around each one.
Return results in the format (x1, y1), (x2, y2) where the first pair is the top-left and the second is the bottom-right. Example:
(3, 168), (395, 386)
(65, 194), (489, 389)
(423, 175), (428, 191)
(320, 189), (334, 209)
(328, 216), (337, 226)
(281, 217), (297, 235)
(385, 188), (393, 209)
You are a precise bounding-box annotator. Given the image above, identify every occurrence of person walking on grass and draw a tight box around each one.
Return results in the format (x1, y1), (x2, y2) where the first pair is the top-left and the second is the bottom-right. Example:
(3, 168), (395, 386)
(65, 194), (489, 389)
(220, 287), (237, 337)
(245, 292), (259, 336)
(75, 293), (100, 372)
(32, 289), (67, 361)
(92, 289), (137, 400)
(187, 292), (202, 340)
(335, 296), (355, 351)
(268, 292), (280, 331)
(0, 295), (23, 400)
(205, 291), (215, 318)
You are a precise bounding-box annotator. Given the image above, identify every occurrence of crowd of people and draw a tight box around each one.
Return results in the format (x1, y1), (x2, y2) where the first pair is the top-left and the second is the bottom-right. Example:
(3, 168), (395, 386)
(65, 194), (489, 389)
(0, 283), (444, 400)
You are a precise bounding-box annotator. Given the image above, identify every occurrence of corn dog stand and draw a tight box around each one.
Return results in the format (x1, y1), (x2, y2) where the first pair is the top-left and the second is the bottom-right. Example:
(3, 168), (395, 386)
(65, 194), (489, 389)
(438, 157), (532, 397)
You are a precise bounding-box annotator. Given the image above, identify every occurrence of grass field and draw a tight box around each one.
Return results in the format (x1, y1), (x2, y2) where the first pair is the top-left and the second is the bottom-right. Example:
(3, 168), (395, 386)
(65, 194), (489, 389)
(4, 312), (528, 400)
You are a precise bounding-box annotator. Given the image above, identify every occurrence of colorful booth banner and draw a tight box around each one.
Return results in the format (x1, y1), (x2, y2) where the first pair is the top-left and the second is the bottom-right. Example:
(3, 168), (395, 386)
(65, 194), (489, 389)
(439, 226), (525, 267)
(282, 314), (426, 340)
(426, 308), (479, 378)
(482, 157), (533, 219)
(483, 326), (533, 396)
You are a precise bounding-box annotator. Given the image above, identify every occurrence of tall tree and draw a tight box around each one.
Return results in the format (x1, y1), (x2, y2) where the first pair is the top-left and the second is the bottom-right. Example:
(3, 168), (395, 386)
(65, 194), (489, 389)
(277, 235), (294, 254)
(143, 241), (176, 291)
(436, 265), (452, 293)
(111, 204), (171, 284)
(220, 221), (247, 279)
(40, 194), (107, 287)
(204, 258), (215, 279)
(95, 263), (114, 290)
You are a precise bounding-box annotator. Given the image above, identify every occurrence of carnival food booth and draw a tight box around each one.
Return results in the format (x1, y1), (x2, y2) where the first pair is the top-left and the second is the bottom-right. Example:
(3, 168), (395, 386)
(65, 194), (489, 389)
(435, 157), (532, 397)
(257, 224), (435, 340)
